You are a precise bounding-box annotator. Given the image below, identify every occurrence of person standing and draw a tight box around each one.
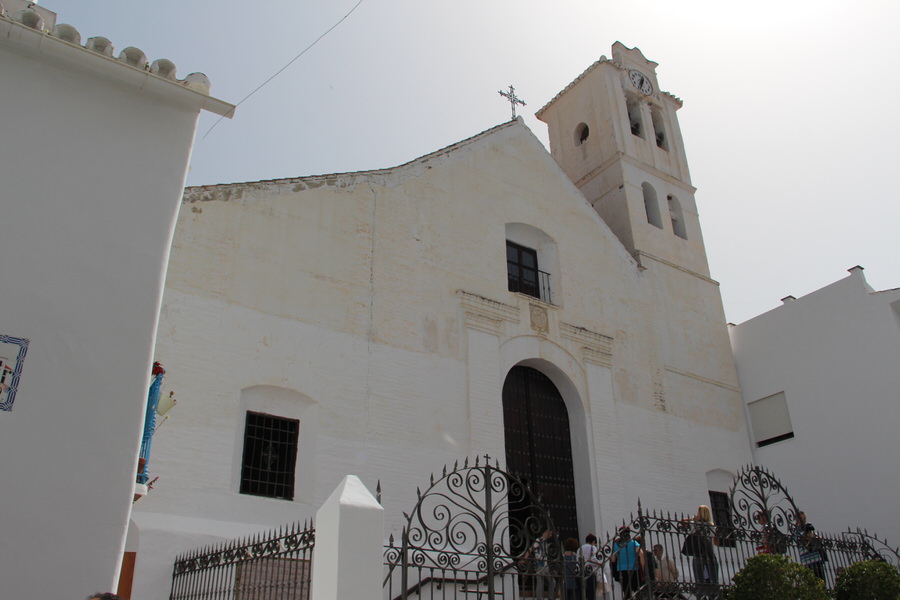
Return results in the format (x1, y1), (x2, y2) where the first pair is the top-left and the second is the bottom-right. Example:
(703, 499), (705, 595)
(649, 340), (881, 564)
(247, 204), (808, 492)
(796, 512), (827, 581)
(611, 527), (643, 599)
(637, 534), (658, 584)
(579, 534), (601, 600)
(686, 505), (718, 600)
(654, 544), (679, 582)
(527, 528), (558, 600)
(564, 537), (583, 600)
(654, 544), (684, 599)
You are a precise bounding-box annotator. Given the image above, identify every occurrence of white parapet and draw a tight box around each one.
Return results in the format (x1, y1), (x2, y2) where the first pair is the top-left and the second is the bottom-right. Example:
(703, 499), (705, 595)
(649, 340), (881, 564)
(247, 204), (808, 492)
(312, 475), (384, 600)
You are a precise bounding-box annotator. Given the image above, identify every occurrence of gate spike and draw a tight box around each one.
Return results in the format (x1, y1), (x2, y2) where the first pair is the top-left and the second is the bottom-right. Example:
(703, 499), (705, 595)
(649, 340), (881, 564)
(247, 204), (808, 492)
(389, 533), (394, 544)
(403, 511), (410, 521)
(475, 455), (481, 466)
(417, 486), (422, 499)
(454, 459), (459, 471)
(443, 465), (447, 477)
(464, 456), (469, 468)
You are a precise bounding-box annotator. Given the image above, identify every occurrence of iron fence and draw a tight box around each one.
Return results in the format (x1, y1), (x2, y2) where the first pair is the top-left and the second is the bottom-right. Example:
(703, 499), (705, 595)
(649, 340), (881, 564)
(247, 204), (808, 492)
(167, 463), (899, 600)
(383, 501), (899, 600)
(381, 462), (899, 600)
(591, 503), (898, 600)
(169, 520), (315, 600)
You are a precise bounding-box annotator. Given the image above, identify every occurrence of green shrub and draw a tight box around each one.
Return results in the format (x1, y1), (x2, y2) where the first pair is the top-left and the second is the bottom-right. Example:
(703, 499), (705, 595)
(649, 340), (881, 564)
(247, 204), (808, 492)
(725, 554), (827, 600)
(833, 560), (900, 600)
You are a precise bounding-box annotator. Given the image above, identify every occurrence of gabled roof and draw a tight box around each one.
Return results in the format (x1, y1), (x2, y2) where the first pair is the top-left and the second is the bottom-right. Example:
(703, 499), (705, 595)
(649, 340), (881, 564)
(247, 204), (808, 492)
(536, 52), (682, 118)
(185, 118), (524, 194)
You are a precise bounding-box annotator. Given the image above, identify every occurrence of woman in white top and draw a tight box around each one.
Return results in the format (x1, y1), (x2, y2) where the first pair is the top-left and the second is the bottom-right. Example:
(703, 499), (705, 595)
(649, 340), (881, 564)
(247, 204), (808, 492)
(578, 534), (605, 600)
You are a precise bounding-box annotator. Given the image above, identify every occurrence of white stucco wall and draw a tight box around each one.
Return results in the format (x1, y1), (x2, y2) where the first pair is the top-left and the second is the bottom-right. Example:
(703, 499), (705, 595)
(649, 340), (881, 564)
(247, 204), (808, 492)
(131, 119), (751, 599)
(730, 267), (900, 545)
(0, 16), (230, 599)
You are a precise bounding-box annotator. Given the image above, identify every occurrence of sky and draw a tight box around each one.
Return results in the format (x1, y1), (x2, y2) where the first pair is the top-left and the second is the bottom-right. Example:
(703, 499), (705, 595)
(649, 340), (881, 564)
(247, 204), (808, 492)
(58, 0), (899, 325)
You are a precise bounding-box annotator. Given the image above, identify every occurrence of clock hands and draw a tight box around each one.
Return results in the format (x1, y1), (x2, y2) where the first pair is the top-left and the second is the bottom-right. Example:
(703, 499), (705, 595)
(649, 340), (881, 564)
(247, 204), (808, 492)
(629, 70), (653, 95)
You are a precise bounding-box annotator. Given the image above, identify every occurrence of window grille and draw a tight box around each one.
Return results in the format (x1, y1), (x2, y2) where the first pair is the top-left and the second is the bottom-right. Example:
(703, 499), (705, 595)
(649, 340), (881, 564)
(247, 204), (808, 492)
(240, 411), (299, 500)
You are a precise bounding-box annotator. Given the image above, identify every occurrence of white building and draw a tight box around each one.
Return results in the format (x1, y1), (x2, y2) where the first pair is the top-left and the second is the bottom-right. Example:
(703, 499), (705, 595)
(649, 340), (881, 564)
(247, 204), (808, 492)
(0, 2), (232, 597)
(729, 266), (900, 545)
(129, 43), (752, 599)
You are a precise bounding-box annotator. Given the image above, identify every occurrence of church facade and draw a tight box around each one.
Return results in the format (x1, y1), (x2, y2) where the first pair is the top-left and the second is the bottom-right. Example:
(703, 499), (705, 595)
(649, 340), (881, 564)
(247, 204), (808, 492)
(129, 43), (752, 597)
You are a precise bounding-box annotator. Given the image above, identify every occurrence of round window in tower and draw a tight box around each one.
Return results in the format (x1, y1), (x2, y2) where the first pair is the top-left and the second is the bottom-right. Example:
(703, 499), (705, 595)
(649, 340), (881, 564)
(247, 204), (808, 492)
(575, 123), (590, 146)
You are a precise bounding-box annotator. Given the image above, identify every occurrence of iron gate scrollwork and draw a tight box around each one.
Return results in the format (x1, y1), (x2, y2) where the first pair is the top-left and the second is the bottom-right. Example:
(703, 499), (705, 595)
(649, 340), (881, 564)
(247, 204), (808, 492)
(730, 464), (800, 532)
(842, 528), (900, 567)
(383, 455), (563, 600)
(729, 464), (801, 554)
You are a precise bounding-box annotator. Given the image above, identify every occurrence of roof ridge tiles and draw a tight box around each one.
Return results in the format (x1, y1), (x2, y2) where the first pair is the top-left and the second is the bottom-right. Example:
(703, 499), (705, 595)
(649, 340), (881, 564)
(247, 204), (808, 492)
(0, 0), (215, 95)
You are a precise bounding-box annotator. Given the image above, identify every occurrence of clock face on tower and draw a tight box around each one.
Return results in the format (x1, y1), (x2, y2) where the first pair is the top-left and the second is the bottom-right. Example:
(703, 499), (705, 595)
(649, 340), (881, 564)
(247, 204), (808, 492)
(629, 70), (653, 95)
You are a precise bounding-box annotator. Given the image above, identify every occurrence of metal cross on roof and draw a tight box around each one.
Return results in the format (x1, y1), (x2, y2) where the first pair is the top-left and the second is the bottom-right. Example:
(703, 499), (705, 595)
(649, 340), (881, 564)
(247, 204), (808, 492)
(498, 85), (526, 120)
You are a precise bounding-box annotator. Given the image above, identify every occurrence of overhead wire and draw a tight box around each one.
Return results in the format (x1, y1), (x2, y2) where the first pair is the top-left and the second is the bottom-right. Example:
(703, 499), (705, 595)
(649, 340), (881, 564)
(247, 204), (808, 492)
(200, 0), (366, 141)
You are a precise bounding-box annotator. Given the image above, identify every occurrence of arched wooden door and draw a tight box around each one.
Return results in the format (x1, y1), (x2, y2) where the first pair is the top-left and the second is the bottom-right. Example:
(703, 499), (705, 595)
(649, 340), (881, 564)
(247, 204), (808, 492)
(502, 365), (579, 542)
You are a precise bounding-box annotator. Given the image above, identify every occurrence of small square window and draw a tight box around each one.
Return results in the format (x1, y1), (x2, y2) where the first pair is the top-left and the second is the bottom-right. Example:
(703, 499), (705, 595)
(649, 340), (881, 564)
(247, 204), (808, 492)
(747, 392), (794, 447)
(240, 412), (299, 500)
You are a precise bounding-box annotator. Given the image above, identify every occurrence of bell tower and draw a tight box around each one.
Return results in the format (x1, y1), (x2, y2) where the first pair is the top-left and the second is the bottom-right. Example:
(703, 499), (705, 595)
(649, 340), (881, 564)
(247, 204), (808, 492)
(536, 42), (710, 277)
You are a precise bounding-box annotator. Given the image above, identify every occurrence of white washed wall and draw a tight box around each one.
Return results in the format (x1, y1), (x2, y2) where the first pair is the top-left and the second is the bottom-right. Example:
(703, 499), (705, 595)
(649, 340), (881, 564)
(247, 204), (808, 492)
(730, 268), (900, 544)
(133, 120), (751, 599)
(0, 22), (220, 599)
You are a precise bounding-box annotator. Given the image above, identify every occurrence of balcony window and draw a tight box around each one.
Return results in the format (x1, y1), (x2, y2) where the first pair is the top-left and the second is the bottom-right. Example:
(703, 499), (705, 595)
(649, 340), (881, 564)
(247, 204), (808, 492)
(507, 240), (550, 302)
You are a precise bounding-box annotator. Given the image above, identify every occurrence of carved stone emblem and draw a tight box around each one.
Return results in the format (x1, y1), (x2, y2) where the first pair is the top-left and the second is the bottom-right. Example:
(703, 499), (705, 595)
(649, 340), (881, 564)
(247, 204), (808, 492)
(530, 304), (548, 334)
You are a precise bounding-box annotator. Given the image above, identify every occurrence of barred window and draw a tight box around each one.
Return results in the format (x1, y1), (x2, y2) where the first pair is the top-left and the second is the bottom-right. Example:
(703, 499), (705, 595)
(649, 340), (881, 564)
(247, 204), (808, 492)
(709, 490), (736, 548)
(240, 412), (299, 500)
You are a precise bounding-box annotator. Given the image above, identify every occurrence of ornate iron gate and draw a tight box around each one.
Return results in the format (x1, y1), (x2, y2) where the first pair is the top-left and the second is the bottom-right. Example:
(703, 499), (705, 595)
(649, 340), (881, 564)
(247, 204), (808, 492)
(383, 455), (564, 600)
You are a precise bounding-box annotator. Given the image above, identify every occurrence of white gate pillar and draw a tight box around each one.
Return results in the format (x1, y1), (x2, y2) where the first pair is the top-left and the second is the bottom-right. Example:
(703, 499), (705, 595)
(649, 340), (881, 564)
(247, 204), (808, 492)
(312, 475), (384, 600)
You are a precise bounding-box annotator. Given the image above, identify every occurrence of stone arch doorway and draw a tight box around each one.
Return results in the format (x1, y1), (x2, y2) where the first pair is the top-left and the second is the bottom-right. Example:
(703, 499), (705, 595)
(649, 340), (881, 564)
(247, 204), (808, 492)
(502, 364), (579, 542)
